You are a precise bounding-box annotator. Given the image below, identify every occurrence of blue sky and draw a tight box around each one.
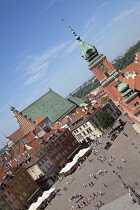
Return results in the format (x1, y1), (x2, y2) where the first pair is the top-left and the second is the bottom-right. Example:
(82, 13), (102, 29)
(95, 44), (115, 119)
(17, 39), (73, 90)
(0, 0), (140, 148)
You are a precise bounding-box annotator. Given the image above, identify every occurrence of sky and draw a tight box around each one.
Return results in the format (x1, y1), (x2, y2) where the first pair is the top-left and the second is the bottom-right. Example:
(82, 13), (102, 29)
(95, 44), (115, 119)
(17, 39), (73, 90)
(0, 0), (140, 149)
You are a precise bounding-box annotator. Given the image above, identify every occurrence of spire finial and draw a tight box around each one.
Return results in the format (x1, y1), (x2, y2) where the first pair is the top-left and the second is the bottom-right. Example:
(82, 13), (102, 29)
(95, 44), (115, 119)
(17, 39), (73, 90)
(62, 19), (80, 40)
(7, 102), (15, 111)
(113, 76), (121, 84)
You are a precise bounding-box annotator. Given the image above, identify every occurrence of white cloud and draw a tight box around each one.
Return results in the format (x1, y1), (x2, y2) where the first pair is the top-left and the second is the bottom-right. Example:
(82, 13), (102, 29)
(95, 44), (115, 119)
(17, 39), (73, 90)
(98, 2), (106, 9)
(20, 70), (46, 88)
(85, 15), (97, 29)
(107, 2), (140, 27)
(15, 41), (70, 88)
(67, 41), (79, 54)
(32, 0), (57, 21)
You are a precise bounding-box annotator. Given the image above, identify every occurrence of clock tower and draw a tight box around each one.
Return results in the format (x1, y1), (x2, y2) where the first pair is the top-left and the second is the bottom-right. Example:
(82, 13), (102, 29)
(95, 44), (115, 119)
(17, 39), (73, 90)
(62, 19), (122, 102)
(63, 20), (140, 133)
(62, 19), (119, 89)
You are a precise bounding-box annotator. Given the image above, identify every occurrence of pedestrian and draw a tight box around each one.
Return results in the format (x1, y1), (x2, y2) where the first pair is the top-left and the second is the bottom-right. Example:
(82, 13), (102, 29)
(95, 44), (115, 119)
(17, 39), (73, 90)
(108, 162), (112, 166)
(103, 183), (108, 187)
(123, 132), (128, 137)
(112, 170), (117, 174)
(117, 166), (123, 170)
(89, 174), (93, 178)
(103, 169), (108, 173)
(77, 205), (81, 209)
(79, 194), (83, 199)
(82, 183), (87, 187)
(89, 183), (92, 187)
(93, 192), (96, 198)
(91, 181), (94, 186)
(83, 201), (87, 206)
(122, 159), (127, 163)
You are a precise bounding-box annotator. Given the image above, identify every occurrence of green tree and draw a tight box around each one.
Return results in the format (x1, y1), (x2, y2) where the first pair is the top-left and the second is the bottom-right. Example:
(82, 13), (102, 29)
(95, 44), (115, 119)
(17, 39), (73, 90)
(100, 96), (109, 104)
(97, 111), (115, 129)
(73, 78), (100, 99)
(113, 41), (140, 71)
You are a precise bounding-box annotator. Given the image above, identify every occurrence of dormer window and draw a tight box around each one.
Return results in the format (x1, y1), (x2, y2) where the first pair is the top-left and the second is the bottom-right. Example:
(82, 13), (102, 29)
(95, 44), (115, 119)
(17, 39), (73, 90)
(134, 102), (139, 106)
(104, 72), (109, 77)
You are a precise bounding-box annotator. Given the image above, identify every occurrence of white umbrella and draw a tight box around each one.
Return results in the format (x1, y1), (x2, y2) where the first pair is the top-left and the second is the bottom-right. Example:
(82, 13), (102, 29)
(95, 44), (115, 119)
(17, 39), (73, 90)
(60, 147), (91, 174)
(28, 187), (55, 210)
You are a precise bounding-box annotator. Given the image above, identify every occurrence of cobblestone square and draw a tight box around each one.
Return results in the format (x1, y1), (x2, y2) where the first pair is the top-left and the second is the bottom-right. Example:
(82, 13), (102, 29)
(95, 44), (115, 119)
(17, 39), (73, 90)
(45, 119), (140, 210)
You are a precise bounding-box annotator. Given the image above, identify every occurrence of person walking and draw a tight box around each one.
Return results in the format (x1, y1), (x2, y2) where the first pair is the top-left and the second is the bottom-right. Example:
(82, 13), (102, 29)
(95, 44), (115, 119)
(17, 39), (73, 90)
(123, 132), (128, 137)
(103, 183), (108, 187)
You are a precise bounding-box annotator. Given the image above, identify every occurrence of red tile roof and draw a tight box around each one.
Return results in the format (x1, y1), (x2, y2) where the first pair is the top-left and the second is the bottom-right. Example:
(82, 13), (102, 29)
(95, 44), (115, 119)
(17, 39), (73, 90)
(52, 122), (61, 129)
(35, 117), (47, 126)
(8, 128), (24, 142)
(121, 52), (140, 91)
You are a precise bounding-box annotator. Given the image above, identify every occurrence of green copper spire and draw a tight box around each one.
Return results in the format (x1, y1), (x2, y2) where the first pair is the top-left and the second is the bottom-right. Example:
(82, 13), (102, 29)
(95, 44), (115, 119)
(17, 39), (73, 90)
(62, 19), (106, 69)
(62, 19), (80, 40)
(114, 76), (120, 84)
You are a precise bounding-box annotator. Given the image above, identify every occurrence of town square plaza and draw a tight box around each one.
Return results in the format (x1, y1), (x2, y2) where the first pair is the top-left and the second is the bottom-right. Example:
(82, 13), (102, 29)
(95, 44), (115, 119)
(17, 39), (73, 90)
(44, 120), (140, 210)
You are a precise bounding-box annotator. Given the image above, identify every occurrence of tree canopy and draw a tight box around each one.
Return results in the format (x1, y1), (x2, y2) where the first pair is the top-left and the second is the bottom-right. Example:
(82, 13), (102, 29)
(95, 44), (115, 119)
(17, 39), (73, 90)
(113, 41), (140, 71)
(73, 78), (100, 99)
(100, 96), (109, 104)
(97, 111), (115, 129)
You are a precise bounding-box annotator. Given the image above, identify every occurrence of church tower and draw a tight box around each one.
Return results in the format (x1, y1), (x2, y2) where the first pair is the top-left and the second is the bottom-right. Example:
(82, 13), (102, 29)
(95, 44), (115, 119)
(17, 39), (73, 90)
(63, 20), (140, 132)
(10, 106), (35, 136)
(62, 19), (119, 89)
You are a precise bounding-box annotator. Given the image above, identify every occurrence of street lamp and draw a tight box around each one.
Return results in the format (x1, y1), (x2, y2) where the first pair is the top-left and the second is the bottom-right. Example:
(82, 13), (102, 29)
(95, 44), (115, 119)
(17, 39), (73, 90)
(114, 172), (140, 203)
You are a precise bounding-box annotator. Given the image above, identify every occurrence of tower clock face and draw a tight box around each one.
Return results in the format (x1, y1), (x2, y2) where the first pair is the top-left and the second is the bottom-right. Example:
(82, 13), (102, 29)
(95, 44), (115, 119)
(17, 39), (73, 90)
(98, 64), (107, 72)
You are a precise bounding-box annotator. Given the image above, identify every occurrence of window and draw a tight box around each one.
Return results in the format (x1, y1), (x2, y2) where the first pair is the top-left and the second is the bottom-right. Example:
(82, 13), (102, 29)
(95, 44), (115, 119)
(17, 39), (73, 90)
(8, 200), (12, 204)
(68, 146), (71, 150)
(82, 131), (86, 136)
(19, 196), (24, 201)
(134, 102), (139, 106)
(28, 188), (32, 193)
(104, 71), (109, 77)
(7, 190), (11, 195)
(23, 182), (27, 187)
(77, 133), (83, 139)
(22, 173), (26, 177)
(23, 192), (27, 197)
(18, 186), (22, 191)
(86, 128), (92, 133)
(12, 195), (16, 200)
(65, 150), (68, 154)
(3, 194), (7, 198)
(18, 177), (22, 181)
(14, 181), (17, 185)
(16, 201), (21, 206)
(26, 179), (30, 183)
(14, 190), (19, 195)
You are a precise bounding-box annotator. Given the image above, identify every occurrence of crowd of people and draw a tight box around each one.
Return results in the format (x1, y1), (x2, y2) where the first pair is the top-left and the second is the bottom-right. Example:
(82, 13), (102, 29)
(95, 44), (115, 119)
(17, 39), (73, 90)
(51, 121), (133, 210)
